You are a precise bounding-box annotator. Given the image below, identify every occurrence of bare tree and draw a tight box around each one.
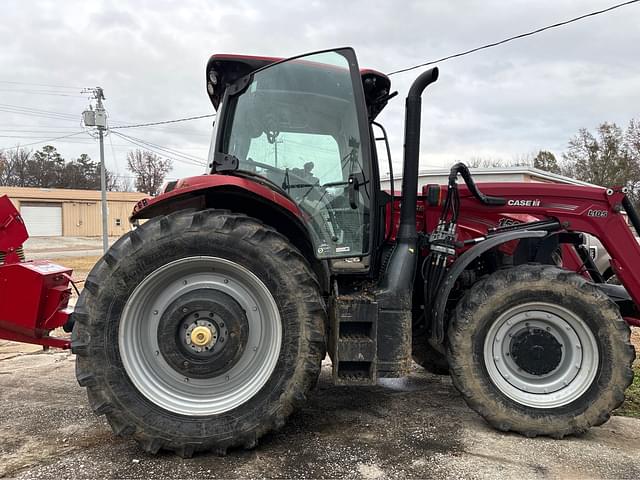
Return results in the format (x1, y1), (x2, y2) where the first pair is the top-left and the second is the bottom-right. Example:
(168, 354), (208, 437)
(126, 149), (173, 195)
(510, 153), (534, 167)
(0, 151), (6, 182)
(0, 147), (32, 186)
(467, 156), (508, 168)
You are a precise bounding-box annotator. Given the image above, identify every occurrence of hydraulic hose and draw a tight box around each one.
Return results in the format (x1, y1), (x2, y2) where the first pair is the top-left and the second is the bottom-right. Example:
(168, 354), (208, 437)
(448, 162), (507, 206)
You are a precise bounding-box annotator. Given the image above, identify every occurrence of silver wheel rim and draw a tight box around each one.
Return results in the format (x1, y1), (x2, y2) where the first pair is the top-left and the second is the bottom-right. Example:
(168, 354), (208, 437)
(483, 302), (599, 409)
(118, 256), (282, 416)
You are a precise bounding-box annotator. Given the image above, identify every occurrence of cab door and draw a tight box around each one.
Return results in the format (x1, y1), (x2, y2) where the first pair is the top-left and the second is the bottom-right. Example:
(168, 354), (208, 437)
(215, 48), (375, 261)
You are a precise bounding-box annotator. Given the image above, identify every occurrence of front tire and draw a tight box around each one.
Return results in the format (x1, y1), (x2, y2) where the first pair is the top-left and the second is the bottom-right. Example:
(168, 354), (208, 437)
(72, 209), (326, 456)
(447, 265), (635, 438)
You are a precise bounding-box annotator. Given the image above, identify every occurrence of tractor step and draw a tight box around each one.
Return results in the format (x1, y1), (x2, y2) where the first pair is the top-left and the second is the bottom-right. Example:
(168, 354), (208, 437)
(331, 296), (378, 385)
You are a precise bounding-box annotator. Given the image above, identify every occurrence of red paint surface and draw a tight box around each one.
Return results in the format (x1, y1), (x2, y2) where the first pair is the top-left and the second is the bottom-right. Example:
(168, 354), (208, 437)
(0, 196), (73, 348)
(0, 260), (73, 349)
(131, 174), (303, 220)
(0, 195), (28, 264)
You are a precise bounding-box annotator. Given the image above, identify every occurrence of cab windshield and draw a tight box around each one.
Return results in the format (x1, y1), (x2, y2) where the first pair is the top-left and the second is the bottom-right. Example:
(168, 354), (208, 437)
(219, 50), (370, 259)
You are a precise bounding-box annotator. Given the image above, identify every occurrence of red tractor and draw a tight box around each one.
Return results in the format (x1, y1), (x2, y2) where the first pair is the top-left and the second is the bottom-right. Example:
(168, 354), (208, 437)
(0, 48), (637, 457)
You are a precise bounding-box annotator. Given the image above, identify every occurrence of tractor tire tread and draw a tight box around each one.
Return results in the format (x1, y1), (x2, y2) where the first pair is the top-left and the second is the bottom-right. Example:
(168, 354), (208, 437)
(447, 264), (635, 438)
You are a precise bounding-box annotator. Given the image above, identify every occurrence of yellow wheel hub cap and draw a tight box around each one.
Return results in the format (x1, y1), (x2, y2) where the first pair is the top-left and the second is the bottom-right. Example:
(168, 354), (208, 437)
(191, 326), (213, 346)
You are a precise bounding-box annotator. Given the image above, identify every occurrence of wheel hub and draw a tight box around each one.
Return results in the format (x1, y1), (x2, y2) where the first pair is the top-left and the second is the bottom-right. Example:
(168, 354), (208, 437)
(510, 328), (563, 375)
(158, 289), (249, 379)
(187, 323), (217, 349)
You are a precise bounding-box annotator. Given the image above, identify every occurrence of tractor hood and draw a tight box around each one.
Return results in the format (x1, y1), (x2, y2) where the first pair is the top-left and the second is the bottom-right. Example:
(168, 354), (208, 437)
(205, 53), (392, 120)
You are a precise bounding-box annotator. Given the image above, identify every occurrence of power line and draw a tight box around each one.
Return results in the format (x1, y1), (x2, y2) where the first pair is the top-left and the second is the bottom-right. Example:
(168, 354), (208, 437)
(0, 129), (84, 134)
(0, 107), (77, 120)
(387, 0), (640, 76)
(112, 131), (206, 163)
(0, 88), (84, 98)
(0, 103), (80, 123)
(0, 134), (85, 139)
(0, 80), (83, 90)
(111, 131), (206, 167)
(110, 113), (215, 129)
(0, 103), (78, 117)
(0, 131), (87, 152)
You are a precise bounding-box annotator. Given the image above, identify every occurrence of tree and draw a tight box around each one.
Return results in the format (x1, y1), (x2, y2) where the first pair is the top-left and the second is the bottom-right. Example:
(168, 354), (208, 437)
(0, 152), (6, 182)
(0, 147), (32, 186)
(626, 118), (640, 162)
(533, 150), (561, 174)
(467, 156), (507, 168)
(28, 145), (65, 187)
(467, 155), (532, 169)
(126, 149), (172, 195)
(562, 122), (640, 203)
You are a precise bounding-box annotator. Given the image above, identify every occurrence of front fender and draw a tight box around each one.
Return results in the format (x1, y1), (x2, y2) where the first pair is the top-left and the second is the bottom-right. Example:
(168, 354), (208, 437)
(130, 174), (303, 221)
(431, 230), (548, 345)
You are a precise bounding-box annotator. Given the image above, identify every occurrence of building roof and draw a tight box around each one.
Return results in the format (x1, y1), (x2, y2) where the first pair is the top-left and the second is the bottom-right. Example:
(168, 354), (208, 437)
(381, 166), (600, 188)
(0, 186), (146, 202)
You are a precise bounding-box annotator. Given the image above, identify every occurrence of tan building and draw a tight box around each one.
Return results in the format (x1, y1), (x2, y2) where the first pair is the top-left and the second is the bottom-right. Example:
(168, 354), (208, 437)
(0, 186), (146, 237)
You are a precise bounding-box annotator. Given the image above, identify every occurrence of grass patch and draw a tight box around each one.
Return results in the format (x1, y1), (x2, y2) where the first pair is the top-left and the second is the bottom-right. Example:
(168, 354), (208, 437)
(48, 256), (100, 280)
(616, 364), (640, 419)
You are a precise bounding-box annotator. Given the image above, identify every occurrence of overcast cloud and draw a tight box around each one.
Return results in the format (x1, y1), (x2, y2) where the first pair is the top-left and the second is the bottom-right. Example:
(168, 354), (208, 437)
(1, 0), (639, 181)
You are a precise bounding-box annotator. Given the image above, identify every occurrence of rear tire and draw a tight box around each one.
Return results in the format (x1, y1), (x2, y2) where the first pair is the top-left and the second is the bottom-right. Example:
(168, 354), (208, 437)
(72, 209), (326, 456)
(447, 264), (635, 438)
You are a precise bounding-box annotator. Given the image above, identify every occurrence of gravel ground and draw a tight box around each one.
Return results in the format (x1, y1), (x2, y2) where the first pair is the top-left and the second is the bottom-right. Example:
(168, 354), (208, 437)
(1, 350), (639, 480)
(23, 237), (118, 260)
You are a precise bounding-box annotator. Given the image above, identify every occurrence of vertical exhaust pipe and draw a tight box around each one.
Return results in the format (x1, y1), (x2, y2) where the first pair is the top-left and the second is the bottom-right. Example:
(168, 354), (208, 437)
(398, 67), (439, 241)
(374, 67), (439, 376)
(379, 67), (439, 299)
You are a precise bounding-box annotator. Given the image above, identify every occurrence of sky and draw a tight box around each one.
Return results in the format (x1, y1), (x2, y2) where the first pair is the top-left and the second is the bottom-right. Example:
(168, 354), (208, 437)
(1, 0), (639, 182)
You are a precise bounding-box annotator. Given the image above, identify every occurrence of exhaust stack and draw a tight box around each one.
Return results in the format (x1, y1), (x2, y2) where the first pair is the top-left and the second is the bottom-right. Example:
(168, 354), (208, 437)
(397, 67), (439, 241)
(379, 67), (439, 298)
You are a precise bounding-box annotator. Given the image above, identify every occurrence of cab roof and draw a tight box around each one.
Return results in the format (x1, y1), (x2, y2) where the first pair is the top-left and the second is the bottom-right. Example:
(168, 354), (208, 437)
(205, 53), (392, 120)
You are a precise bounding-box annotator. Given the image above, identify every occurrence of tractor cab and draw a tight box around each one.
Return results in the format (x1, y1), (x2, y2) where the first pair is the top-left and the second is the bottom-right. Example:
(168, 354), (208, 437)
(205, 49), (388, 260)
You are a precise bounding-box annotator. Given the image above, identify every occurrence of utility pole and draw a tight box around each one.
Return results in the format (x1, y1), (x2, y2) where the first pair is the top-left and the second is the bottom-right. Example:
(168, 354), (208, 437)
(82, 87), (109, 253)
(274, 138), (283, 168)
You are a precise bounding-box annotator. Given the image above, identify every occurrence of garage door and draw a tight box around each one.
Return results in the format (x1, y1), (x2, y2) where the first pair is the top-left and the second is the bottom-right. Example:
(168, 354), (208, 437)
(20, 203), (63, 236)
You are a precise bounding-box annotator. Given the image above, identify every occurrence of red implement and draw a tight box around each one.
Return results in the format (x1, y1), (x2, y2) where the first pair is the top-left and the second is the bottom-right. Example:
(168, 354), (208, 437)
(0, 195), (73, 349)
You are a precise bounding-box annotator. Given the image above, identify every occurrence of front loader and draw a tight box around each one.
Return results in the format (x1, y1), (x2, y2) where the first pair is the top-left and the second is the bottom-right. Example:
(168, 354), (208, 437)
(1, 47), (637, 456)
